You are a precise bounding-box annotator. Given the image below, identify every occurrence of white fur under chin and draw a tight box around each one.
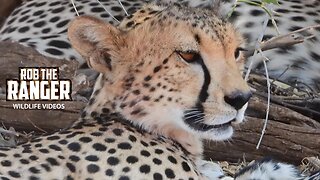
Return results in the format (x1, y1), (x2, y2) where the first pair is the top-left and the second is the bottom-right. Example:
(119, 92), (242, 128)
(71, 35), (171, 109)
(199, 126), (234, 141)
(127, 101), (249, 144)
(199, 103), (248, 141)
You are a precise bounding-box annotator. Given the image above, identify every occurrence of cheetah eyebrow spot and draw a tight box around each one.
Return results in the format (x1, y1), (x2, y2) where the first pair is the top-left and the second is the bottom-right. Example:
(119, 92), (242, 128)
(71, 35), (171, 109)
(194, 34), (201, 44)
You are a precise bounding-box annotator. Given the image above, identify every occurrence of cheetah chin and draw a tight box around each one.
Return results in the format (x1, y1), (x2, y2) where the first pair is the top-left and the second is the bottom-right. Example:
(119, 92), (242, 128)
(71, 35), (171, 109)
(183, 102), (248, 141)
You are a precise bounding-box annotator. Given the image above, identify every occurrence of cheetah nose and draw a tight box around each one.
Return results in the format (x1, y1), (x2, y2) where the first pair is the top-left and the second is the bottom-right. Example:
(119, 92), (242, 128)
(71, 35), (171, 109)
(224, 91), (252, 110)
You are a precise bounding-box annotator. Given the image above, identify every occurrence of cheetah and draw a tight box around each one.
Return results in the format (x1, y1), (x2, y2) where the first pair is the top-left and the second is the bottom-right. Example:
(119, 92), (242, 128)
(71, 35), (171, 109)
(1, 0), (320, 92)
(0, 2), (319, 180)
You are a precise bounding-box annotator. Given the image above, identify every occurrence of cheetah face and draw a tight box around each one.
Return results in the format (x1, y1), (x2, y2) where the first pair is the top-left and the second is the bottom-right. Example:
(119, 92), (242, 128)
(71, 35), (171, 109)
(68, 3), (251, 141)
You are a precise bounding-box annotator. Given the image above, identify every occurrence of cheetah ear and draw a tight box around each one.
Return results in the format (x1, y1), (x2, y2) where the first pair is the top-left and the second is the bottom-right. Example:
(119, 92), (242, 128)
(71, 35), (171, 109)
(68, 15), (124, 73)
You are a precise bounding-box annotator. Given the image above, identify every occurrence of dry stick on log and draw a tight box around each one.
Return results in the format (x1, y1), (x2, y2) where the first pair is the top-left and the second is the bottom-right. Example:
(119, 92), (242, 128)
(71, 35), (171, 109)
(244, 24), (320, 57)
(246, 96), (320, 129)
(255, 91), (320, 121)
(248, 74), (320, 121)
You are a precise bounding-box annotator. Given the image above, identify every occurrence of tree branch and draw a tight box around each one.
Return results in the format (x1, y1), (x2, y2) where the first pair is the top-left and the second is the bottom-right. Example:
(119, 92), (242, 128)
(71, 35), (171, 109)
(244, 24), (320, 57)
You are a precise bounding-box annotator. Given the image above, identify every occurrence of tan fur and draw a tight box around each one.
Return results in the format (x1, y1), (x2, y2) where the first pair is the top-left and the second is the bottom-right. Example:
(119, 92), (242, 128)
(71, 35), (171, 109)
(68, 3), (251, 178)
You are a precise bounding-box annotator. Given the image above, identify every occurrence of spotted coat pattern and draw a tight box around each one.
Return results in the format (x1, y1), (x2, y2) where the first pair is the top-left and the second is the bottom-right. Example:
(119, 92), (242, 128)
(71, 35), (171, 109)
(0, 0), (319, 91)
(0, 1), (319, 180)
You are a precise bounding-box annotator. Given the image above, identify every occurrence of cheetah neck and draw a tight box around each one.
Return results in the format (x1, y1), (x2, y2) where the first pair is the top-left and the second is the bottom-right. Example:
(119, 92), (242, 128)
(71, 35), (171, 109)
(81, 74), (204, 157)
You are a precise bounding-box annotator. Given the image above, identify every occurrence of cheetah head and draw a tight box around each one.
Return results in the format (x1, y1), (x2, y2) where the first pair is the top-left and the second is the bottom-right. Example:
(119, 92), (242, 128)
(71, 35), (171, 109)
(68, 3), (251, 149)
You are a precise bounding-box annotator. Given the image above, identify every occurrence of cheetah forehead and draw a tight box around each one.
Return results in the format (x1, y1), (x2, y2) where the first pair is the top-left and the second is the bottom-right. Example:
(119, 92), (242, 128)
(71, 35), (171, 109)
(118, 3), (166, 31)
(119, 2), (228, 35)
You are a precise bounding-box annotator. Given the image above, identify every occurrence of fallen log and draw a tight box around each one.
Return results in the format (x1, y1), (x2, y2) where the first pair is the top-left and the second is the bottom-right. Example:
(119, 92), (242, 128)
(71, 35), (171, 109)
(0, 41), (79, 90)
(247, 96), (320, 129)
(0, 100), (85, 133)
(204, 116), (320, 165)
(0, 41), (319, 165)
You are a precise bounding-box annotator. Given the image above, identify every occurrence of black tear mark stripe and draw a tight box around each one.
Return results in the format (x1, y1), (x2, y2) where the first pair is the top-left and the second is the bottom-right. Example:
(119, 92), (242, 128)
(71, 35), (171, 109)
(196, 55), (210, 103)
(182, 54), (211, 131)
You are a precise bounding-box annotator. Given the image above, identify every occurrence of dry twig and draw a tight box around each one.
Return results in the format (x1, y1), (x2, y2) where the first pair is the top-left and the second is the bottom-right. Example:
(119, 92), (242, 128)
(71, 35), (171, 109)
(245, 24), (320, 57)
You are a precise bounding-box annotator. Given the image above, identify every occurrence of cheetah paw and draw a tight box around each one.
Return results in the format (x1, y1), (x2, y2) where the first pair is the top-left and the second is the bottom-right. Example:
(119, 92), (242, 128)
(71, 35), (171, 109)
(197, 160), (233, 180)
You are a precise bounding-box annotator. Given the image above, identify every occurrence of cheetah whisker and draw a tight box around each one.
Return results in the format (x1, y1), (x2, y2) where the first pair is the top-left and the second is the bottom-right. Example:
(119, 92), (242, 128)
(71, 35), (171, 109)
(184, 113), (205, 120)
(183, 110), (202, 116)
(193, 115), (210, 124)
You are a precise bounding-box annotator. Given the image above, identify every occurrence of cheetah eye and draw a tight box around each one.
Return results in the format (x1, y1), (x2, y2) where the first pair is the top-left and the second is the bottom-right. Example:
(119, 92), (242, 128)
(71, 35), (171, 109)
(234, 47), (246, 60)
(176, 51), (200, 63)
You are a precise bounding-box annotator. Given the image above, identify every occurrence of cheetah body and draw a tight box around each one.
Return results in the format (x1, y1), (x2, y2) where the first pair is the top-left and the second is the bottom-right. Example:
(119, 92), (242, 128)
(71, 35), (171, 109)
(0, 1), (319, 180)
(1, 2), (251, 179)
(0, 117), (204, 180)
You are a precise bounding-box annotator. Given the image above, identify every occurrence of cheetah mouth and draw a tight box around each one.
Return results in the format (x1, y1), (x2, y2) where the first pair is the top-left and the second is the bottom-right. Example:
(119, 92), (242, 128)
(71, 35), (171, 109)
(184, 118), (234, 132)
(183, 105), (236, 132)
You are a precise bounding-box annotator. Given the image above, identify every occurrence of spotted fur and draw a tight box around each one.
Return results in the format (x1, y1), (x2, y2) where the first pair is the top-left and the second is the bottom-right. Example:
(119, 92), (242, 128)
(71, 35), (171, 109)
(0, 0), (319, 91)
(0, 2), (252, 179)
(235, 158), (320, 180)
(0, 116), (205, 179)
(0, 1), (319, 180)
